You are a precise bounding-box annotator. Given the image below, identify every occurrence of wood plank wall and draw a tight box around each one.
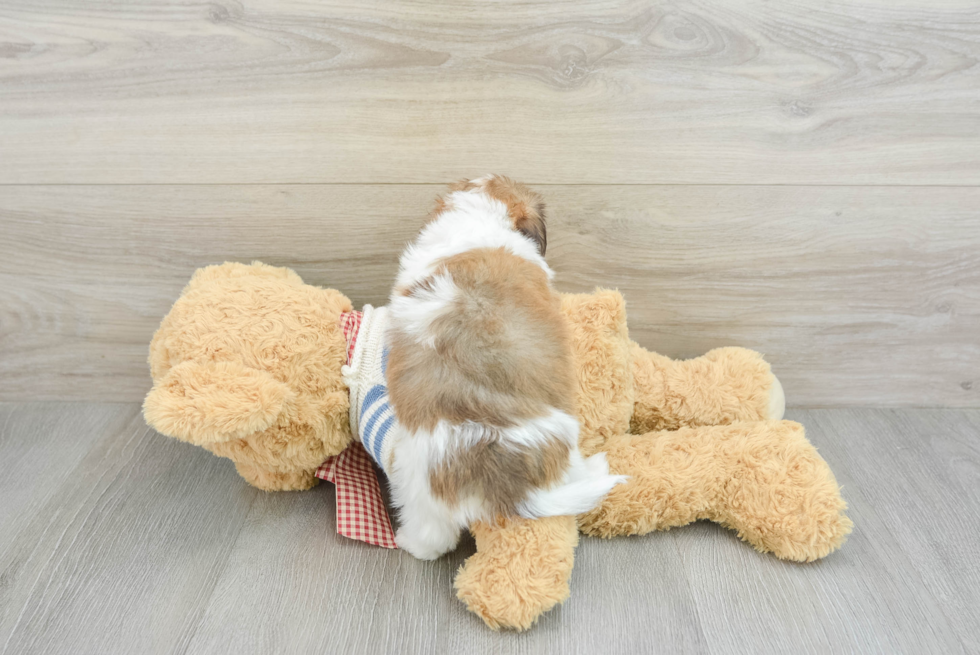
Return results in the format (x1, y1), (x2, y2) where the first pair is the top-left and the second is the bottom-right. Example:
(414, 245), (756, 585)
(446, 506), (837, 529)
(1, 1), (978, 405)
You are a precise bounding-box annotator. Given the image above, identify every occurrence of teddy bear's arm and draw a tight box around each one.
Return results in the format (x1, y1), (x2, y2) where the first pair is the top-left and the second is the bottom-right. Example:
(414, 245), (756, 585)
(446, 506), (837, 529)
(629, 342), (785, 433)
(578, 420), (852, 562)
(454, 515), (578, 631)
(143, 359), (293, 445)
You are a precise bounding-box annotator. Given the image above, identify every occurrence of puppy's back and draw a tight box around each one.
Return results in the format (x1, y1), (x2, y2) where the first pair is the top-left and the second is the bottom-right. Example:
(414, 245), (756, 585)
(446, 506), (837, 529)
(388, 247), (574, 432)
(386, 247), (578, 517)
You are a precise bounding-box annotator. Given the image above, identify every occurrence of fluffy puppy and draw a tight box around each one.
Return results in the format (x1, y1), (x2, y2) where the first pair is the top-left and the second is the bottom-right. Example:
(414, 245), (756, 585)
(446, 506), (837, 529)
(386, 175), (626, 560)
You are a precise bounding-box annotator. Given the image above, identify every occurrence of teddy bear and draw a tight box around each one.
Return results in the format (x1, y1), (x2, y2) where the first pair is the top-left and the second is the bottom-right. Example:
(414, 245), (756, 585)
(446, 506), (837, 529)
(143, 261), (851, 630)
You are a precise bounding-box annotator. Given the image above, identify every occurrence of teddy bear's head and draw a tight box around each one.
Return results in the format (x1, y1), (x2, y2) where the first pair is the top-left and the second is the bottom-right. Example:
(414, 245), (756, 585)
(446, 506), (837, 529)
(143, 262), (354, 490)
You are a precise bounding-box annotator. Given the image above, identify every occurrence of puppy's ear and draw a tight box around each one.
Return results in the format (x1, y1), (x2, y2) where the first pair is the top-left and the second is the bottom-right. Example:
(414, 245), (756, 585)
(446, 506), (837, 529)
(516, 202), (547, 256)
(480, 175), (548, 256)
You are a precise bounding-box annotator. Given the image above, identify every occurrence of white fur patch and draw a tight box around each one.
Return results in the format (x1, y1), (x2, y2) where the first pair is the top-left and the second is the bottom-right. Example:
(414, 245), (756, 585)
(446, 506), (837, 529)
(517, 451), (627, 519)
(495, 408), (580, 451)
(387, 273), (457, 348)
(468, 174), (494, 186)
(386, 408), (626, 560)
(386, 422), (477, 559)
(391, 188), (552, 297)
(386, 178), (592, 561)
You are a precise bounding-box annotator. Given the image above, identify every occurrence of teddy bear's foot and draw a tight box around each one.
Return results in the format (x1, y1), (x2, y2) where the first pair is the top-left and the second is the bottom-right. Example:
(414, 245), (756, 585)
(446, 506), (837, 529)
(579, 421), (851, 562)
(455, 515), (578, 631)
(716, 422), (852, 562)
(232, 461), (318, 491)
(630, 344), (782, 432)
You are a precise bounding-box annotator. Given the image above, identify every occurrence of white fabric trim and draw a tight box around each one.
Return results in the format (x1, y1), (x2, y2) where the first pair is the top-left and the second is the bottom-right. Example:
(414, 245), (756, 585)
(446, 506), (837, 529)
(341, 305), (395, 470)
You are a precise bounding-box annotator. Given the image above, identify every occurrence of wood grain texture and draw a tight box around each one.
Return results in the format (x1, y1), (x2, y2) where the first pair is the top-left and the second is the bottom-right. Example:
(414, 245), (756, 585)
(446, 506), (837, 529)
(0, 402), (258, 655)
(1, 0), (979, 184)
(801, 408), (980, 653)
(2, 184), (977, 406)
(675, 407), (980, 654)
(1, 404), (978, 654)
(0, 403), (135, 559)
(185, 490), (709, 654)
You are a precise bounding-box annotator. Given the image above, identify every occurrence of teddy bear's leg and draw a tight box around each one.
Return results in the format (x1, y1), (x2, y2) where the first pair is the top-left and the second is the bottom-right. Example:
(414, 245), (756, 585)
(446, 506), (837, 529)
(454, 515), (578, 631)
(579, 421), (851, 562)
(630, 342), (784, 433)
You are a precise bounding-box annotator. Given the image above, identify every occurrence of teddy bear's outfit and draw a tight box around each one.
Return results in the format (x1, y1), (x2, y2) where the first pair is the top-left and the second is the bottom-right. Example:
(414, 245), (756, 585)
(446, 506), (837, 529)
(313, 305), (398, 548)
(339, 305), (396, 471)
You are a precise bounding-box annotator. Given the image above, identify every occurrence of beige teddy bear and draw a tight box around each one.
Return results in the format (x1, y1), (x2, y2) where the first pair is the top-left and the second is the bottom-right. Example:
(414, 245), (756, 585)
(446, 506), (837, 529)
(144, 261), (851, 630)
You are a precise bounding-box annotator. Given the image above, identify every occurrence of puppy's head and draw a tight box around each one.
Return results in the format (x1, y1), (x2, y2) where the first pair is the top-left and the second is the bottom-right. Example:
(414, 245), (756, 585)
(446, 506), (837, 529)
(435, 174), (547, 256)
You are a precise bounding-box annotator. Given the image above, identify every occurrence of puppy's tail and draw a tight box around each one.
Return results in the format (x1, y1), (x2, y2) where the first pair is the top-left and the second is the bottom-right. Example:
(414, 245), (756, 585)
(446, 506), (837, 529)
(517, 451), (627, 519)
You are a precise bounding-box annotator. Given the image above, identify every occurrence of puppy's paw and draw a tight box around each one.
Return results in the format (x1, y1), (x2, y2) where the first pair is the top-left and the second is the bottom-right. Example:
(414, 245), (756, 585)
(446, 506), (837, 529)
(396, 526), (458, 560)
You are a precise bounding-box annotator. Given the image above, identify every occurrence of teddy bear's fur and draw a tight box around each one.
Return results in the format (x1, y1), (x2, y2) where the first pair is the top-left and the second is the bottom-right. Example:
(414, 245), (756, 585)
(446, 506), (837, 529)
(144, 262), (852, 630)
(144, 262), (354, 490)
(452, 290), (851, 629)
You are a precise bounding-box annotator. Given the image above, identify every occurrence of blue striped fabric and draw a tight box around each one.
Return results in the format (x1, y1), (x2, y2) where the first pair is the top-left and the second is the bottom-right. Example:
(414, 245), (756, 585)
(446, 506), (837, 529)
(358, 347), (395, 470)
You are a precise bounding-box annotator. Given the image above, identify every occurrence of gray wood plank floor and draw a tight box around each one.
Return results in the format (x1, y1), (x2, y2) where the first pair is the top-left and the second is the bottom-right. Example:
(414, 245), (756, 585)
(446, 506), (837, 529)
(1, 403), (977, 654)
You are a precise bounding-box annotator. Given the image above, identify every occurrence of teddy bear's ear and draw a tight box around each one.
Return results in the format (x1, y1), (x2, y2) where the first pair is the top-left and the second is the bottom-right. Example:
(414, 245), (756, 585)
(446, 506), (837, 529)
(143, 360), (293, 445)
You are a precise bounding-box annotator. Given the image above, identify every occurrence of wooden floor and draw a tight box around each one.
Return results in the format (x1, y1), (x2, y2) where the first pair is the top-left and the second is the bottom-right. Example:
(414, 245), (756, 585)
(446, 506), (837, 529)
(0, 403), (977, 654)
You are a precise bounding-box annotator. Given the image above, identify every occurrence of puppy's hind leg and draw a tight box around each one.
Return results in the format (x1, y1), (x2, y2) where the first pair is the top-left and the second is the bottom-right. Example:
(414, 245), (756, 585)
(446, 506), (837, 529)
(394, 492), (462, 560)
(388, 435), (462, 559)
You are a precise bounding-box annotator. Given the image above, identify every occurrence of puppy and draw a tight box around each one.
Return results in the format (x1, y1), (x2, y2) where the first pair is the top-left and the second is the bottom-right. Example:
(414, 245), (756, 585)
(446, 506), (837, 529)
(385, 175), (626, 560)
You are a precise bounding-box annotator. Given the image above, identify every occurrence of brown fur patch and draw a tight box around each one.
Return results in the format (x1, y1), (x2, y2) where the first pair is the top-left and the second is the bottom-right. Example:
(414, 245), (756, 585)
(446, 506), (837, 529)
(397, 275), (438, 297)
(429, 436), (570, 515)
(387, 248), (574, 433)
(480, 175), (547, 256)
(390, 177), (569, 517)
(430, 193), (453, 218)
(387, 247), (576, 517)
(428, 176), (547, 255)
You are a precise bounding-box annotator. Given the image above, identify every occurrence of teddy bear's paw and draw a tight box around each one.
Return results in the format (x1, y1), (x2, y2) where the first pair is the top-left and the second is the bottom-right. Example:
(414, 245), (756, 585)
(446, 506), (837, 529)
(718, 421), (852, 562)
(454, 516), (577, 631)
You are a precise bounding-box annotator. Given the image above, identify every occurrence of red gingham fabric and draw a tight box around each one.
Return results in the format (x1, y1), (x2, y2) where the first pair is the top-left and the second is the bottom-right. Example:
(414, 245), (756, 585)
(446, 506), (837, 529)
(315, 310), (397, 549)
(315, 442), (397, 549)
(339, 310), (362, 364)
